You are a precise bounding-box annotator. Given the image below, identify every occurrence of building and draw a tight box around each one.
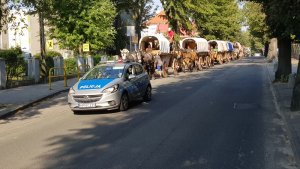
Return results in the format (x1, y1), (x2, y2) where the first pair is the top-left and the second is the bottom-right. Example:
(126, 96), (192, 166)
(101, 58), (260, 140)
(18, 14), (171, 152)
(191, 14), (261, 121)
(142, 11), (198, 38)
(0, 10), (72, 58)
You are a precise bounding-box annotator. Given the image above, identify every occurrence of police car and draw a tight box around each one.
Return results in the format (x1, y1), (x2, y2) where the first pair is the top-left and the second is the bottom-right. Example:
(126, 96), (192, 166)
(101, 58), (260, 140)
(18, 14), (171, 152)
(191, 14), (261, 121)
(68, 61), (152, 113)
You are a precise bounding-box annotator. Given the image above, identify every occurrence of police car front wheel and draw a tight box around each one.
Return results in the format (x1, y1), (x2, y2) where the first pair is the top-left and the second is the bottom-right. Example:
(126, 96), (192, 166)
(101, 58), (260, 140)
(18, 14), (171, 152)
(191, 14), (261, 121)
(119, 94), (129, 111)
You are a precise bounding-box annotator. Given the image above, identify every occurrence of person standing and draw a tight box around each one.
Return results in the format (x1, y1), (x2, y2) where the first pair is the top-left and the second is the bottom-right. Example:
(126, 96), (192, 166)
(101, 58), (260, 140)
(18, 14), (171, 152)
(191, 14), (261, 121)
(154, 54), (163, 78)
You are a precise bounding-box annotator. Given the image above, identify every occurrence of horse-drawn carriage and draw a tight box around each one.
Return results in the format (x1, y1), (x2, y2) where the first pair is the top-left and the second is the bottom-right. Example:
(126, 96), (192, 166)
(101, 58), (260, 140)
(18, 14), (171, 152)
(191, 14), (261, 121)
(208, 40), (229, 64)
(226, 41), (235, 60)
(179, 37), (210, 72)
(139, 33), (176, 77)
(233, 42), (244, 59)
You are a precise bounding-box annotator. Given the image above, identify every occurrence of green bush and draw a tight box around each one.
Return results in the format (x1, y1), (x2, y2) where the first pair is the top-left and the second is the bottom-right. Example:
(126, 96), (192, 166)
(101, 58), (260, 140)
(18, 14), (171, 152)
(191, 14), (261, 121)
(34, 51), (62, 76)
(93, 54), (101, 66)
(64, 58), (77, 75)
(0, 48), (24, 81)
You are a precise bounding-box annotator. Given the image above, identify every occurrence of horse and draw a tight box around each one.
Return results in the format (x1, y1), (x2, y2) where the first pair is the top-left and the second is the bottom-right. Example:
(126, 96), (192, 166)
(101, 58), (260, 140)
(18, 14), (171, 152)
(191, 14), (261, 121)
(140, 51), (155, 79)
(180, 49), (197, 72)
(120, 49), (140, 62)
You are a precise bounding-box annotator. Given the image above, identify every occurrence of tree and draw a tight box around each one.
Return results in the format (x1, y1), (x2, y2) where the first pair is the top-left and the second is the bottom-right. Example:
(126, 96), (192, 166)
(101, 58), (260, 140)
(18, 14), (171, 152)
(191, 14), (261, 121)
(242, 1), (269, 52)
(246, 0), (300, 110)
(0, 0), (8, 30)
(47, 0), (117, 55)
(199, 0), (241, 41)
(129, 0), (158, 42)
(12, 0), (53, 81)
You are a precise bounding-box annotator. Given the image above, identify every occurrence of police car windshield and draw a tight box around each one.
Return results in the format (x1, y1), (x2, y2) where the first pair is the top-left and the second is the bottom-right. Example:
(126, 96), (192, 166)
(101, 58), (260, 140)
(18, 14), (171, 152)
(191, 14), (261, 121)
(82, 65), (124, 80)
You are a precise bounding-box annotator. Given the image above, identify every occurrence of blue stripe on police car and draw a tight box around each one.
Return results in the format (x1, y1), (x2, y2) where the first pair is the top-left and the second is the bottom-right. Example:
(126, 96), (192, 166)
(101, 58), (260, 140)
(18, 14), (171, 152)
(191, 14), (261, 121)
(78, 79), (115, 90)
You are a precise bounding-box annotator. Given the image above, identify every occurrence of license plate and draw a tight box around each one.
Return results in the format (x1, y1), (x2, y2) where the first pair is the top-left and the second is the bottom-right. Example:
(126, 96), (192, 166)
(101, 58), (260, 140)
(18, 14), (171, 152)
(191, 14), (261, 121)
(78, 103), (96, 108)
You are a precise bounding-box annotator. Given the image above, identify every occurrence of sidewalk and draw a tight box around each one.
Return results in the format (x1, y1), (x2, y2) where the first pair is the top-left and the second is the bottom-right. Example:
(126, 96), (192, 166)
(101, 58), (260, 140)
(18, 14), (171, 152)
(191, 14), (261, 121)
(266, 58), (300, 166)
(0, 78), (78, 118)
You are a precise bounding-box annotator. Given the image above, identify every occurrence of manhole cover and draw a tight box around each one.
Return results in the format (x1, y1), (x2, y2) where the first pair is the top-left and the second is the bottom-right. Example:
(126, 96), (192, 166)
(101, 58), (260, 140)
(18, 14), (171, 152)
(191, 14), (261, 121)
(233, 103), (258, 110)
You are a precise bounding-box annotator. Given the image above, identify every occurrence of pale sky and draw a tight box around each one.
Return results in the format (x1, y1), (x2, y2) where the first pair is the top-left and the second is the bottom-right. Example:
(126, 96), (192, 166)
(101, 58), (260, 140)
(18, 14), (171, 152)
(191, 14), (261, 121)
(153, 0), (163, 12)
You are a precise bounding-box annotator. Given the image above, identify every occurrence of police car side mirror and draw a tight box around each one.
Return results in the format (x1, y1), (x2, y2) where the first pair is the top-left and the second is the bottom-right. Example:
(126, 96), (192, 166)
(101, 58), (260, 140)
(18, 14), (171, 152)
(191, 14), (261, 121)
(128, 74), (136, 80)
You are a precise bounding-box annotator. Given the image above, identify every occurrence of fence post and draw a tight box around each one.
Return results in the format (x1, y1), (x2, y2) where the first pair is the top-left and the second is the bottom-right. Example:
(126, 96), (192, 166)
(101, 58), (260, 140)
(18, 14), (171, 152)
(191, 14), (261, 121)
(27, 58), (33, 79)
(54, 56), (64, 75)
(77, 56), (85, 73)
(87, 55), (94, 69)
(33, 58), (40, 83)
(0, 58), (7, 89)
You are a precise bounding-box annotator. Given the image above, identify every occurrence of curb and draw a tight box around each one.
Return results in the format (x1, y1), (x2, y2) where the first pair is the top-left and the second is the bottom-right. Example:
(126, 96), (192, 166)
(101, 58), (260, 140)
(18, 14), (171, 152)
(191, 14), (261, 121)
(0, 88), (69, 119)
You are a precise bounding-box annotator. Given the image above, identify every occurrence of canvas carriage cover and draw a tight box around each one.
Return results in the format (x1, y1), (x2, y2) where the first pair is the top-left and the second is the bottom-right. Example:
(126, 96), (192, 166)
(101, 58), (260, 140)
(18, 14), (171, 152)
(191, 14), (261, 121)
(180, 37), (209, 53)
(139, 33), (170, 53)
(208, 40), (228, 52)
(227, 42), (234, 52)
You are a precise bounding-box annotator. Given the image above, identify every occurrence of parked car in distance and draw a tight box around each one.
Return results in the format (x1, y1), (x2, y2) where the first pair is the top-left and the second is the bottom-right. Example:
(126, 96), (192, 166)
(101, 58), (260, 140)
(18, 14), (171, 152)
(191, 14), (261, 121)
(68, 61), (152, 113)
(254, 53), (262, 57)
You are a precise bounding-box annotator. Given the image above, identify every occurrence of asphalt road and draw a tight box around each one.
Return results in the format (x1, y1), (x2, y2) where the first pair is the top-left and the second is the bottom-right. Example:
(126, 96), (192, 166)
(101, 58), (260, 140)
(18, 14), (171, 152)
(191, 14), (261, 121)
(0, 57), (297, 169)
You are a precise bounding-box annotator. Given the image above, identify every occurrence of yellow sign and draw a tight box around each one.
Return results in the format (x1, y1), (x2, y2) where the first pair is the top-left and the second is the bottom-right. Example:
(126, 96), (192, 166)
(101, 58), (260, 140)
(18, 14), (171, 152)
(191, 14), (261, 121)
(47, 40), (54, 50)
(83, 43), (90, 52)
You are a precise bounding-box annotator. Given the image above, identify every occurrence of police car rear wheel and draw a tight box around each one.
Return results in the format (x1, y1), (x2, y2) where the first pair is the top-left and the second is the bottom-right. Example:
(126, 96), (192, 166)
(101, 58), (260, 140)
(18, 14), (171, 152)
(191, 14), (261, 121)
(119, 94), (129, 111)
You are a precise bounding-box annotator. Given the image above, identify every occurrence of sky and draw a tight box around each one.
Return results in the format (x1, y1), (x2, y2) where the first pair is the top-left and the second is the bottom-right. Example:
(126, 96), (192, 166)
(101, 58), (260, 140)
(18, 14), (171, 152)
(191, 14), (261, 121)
(153, 0), (163, 13)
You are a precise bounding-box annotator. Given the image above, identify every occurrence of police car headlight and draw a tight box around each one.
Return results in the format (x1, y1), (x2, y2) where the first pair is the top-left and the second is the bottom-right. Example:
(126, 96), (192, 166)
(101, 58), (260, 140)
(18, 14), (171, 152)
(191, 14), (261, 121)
(69, 87), (75, 94)
(103, 84), (119, 93)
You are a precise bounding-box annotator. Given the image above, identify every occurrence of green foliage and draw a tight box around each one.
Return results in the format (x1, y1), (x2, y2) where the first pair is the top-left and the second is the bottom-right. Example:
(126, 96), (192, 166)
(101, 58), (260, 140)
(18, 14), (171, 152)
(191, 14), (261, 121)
(47, 0), (117, 54)
(250, 0), (300, 38)
(162, 0), (192, 34)
(34, 52), (57, 76)
(242, 2), (268, 51)
(34, 51), (62, 58)
(93, 55), (101, 66)
(199, 0), (242, 41)
(0, 47), (25, 80)
(64, 58), (77, 75)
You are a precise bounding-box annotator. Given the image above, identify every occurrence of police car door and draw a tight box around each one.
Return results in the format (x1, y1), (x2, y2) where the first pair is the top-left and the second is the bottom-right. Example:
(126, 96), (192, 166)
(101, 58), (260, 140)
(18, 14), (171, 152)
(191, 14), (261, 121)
(124, 65), (140, 99)
(133, 64), (148, 98)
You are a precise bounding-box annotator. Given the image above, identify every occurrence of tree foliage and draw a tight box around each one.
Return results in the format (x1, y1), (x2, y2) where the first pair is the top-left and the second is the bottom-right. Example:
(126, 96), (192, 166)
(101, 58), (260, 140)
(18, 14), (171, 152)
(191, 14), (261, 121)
(109, 0), (158, 53)
(242, 2), (268, 51)
(128, 0), (158, 40)
(161, 0), (192, 34)
(199, 0), (241, 41)
(47, 0), (117, 55)
(161, 0), (241, 41)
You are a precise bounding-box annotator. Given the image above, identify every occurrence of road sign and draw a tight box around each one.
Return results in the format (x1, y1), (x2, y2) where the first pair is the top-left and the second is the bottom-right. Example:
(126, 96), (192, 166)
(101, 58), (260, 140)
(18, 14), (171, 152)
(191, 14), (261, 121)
(83, 43), (90, 52)
(47, 40), (54, 50)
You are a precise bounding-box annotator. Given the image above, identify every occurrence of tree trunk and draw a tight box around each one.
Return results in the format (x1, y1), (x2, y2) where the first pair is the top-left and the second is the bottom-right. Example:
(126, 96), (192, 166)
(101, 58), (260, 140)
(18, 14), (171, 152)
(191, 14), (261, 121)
(291, 58), (300, 110)
(38, 11), (47, 82)
(275, 37), (291, 81)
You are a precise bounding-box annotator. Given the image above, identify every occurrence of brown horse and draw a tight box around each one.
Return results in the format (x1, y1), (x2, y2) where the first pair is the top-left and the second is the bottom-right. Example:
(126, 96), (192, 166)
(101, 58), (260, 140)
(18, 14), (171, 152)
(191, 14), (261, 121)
(180, 49), (197, 72)
(140, 51), (155, 79)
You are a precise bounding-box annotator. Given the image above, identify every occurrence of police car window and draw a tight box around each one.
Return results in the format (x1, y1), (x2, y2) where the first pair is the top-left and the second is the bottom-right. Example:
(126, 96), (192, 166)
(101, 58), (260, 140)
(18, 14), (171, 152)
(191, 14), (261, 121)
(82, 65), (124, 80)
(134, 64), (143, 75)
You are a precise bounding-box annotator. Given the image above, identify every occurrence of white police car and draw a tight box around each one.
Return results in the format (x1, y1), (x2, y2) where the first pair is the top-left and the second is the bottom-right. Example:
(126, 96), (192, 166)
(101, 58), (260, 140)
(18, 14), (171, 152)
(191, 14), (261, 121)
(68, 62), (152, 113)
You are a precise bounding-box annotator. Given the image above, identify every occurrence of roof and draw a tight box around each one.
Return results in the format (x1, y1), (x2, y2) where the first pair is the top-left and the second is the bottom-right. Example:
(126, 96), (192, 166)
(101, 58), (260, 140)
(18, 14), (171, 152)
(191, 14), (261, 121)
(146, 11), (168, 25)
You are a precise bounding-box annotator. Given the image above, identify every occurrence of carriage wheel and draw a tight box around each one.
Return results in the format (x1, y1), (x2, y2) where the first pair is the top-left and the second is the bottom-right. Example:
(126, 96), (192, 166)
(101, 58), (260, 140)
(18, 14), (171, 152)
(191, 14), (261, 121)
(183, 61), (187, 73)
(198, 58), (203, 71)
(162, 62), (168, 78)
(218, 56), (223, 64)
(172, 58), (178, 75)
(206, 56), (211, 68)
